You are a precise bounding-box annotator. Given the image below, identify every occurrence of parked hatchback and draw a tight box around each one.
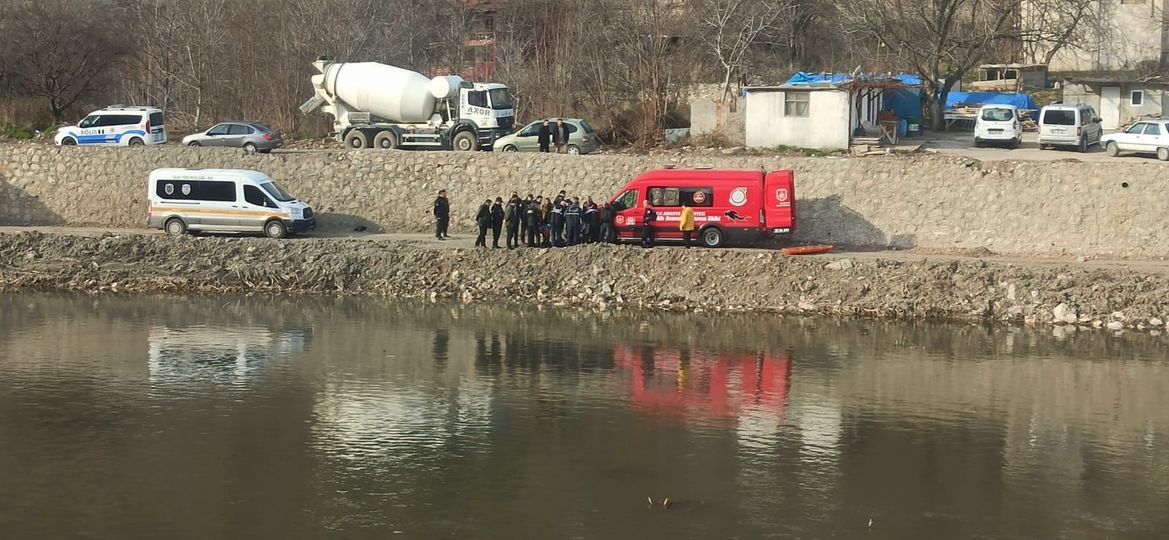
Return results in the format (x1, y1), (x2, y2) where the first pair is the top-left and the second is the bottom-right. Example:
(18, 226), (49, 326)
(493, 118), (598, 154)
(1038, 104), (1102, 152)
(1101, 119), (1169, 160)
(974, 104), (1022, 148)
(183, 122), (283, 153)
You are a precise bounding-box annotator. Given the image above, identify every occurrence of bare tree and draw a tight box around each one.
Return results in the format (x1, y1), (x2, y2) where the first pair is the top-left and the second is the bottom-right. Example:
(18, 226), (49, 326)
(1018, 0), (1101, 65)
(840, 0), (1021, 131)
(1, 0), (130, 122)
(693, 0), (792, 101)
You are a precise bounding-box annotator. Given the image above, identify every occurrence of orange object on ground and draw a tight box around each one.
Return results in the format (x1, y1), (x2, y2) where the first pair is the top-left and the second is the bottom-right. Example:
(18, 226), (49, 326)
(782, 244), (833, 255)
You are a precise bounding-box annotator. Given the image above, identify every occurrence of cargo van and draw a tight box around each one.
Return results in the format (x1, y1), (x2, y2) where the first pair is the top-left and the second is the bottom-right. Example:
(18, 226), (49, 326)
(1038, 103), (1102, 152)
(147, 168), (315, 238)
(608, 167), (795, 247)
(54, 106), (167, 146)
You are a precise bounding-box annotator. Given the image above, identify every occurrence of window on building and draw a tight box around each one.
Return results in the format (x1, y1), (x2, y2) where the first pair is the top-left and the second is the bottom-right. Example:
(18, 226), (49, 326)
(1132, 90), (1144, 106)
(785, 91), (810, 117)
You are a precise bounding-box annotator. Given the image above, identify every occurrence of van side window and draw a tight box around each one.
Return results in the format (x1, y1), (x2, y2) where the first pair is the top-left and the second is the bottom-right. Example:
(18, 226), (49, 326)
(244, 185), (274, 207)
(157, 180), (195, 200)
(200, 181), (236, 202)
(649, 187), (681, 207)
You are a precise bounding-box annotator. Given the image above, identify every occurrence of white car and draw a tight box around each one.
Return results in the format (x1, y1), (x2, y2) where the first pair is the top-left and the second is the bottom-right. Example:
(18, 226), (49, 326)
(54, 106), (167, 146)
(1102, 120), (1169, 161)
(974, 104), (1022, 148)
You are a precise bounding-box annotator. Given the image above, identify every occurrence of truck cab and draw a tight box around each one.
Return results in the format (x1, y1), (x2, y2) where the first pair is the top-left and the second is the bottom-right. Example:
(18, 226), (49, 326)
(459, 83), (514, 147)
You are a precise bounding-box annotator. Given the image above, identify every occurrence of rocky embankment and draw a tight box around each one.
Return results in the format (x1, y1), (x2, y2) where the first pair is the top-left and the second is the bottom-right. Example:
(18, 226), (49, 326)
(2, 231), (1169, 332)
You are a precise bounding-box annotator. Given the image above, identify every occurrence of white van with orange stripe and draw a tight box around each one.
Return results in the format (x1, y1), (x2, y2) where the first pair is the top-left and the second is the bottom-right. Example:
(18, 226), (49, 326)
(147, 168), (315, 238)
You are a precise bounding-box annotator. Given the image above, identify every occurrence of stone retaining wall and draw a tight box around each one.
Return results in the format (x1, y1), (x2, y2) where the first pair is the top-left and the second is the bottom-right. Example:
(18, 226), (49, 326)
(1, 143), (1166, 256)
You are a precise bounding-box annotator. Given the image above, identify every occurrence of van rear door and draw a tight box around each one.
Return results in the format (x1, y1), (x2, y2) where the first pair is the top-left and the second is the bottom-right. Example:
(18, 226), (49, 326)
(763, 171), (795, 233)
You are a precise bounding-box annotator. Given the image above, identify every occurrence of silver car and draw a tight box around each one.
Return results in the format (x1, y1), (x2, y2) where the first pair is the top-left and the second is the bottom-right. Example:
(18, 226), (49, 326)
(493, 118), (599, 154)
(182, 122), (283, 153)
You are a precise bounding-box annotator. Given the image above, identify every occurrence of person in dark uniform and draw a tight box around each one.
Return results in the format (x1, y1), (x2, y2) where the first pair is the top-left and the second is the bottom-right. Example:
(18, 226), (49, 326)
(538, 120), (552, 153)
(641, 200), (657, 248)
(433, 189), (450, 240)
(524, 197), (540, 247)
(565, 197), (582, 246)
(490, 197), (505, 248)
(598, 203), (612, 244)
(550, 199), (566, 247)
(505, 196), (521, 249)
(474, 199), (491, 248)
(518, 194), (531, 244)
(584, 198), (599, 243)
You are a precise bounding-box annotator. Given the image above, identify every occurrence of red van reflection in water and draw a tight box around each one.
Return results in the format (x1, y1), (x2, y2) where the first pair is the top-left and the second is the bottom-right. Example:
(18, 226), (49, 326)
(614, 346), (790, 421)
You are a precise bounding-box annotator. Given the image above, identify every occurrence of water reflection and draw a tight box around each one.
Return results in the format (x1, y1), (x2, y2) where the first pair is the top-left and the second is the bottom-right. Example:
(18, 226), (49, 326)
(0, 293), (1167, 538)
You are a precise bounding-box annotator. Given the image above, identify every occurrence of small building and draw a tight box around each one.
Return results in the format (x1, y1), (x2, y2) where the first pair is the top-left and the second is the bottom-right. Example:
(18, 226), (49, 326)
(1061, 77), (1169, 130)
(970, 64), (1049, 92)
(743, 73), (919, 151)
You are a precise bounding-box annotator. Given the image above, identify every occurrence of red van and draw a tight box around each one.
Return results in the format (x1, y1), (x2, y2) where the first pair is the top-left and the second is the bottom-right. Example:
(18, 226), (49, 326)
(607, 167), (795, 247)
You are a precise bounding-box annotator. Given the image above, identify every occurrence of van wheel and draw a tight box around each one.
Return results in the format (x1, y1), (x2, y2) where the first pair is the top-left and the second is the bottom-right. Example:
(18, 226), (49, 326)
(374, 130), (398, 150)
(61, 137), (77, 146)
(128, 137), (145, 146)
(165, 218), (188, 236)
(344, 130), (369, 149)
(701, 227), (724, 248)
(453, 131), (477, 151)
(264, 220), (288, 239)
(1077, 137), (1087, 153)
(973, 138), (983, 148)
(1106, 142), (1119, 157)
(1158, 147), (1169, 161)
(243, 142), (257, 154)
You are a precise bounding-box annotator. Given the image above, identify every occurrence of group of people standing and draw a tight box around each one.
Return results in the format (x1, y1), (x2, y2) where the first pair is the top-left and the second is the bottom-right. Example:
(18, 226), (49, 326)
(537, 119), (572, 154)
(474, 190), (609, 249)
(432, 189), (698, 250)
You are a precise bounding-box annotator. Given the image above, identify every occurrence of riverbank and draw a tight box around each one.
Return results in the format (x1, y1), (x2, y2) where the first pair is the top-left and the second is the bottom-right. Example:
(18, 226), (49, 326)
(2, 231), (1168, 332)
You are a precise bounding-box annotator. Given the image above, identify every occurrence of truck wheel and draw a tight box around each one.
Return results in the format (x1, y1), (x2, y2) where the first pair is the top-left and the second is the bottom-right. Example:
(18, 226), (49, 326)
(264, 219), (288, 239)
(701, 227), (724, 248)
(344, 130), (369, 149)
(1106, 142), (1119, 157)
(374, 131), (398, 150)
(453, 131), (476, 151)
(165, 217), (188, 236)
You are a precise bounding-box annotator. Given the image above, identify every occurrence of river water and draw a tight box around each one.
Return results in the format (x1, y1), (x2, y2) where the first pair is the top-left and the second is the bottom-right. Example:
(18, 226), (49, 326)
(0, 293), (1166, 539)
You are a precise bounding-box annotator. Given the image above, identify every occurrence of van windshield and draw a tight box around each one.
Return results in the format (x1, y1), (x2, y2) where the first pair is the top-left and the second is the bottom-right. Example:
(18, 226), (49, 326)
(261, 182), (294, 202)
(1043, 109), (1076, 125)
(981, 108), (1014, 122)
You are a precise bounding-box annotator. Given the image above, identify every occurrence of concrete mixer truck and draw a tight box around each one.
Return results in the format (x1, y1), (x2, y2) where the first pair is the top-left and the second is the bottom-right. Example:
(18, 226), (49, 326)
(299, 57), (515, 151)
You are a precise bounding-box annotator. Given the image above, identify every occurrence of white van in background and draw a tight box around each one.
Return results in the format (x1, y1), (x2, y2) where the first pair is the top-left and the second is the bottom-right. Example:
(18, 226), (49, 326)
(54, 106), (167, 146)
(974, 104), (1023, 148)
(1038, 103), (1102, 152)
(147, 168), (315, 238)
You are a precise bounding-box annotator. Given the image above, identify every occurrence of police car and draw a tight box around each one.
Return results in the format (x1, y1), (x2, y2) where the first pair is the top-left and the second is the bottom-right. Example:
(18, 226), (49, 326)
(54, 106), (167, 146)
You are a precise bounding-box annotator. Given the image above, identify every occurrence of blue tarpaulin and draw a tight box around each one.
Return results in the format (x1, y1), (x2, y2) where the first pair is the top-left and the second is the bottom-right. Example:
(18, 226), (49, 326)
(784, 72), (852, 86)
(945, 91), (1038, 111)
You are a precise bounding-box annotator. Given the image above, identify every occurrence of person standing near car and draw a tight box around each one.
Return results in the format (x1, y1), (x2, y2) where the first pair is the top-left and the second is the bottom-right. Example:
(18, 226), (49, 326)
(490, 197), (505, 249)
(679, 202), (695, 248)
(555, 119), (570, 154)
(433, 189), (450, 240)
(474, 199), (491, 248)
(538, 120), (552, 153)
(641, 200), (657, 249)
